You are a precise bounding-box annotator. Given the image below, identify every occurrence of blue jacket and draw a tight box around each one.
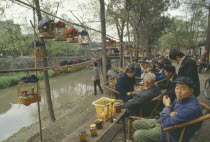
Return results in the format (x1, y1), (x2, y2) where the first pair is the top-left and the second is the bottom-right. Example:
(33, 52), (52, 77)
(115, 72), (135, 102)
(160, 96), (203, 142)
(154, 72), (167, 81)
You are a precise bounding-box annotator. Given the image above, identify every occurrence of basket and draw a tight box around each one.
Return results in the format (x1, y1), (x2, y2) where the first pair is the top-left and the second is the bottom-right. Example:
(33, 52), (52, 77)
(92, 97), (115, 122)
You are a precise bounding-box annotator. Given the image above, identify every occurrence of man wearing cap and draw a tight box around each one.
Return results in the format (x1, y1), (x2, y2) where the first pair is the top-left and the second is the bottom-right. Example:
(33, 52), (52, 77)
(169, 49), (200, 97)
(132, 76), (203, 142)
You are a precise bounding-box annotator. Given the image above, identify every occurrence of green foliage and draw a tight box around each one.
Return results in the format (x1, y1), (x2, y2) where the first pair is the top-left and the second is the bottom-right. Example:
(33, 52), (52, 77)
(0, 67), (84, 89)
(159, 1), (208, 51)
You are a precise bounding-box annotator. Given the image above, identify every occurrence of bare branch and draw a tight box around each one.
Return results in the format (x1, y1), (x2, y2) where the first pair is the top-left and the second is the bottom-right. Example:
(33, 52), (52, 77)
(184, 2), (209, 9)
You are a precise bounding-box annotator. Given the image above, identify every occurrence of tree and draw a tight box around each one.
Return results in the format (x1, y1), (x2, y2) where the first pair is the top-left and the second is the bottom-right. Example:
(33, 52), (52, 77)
(107, 0), (128, 67)
(34, 0), (56, 122)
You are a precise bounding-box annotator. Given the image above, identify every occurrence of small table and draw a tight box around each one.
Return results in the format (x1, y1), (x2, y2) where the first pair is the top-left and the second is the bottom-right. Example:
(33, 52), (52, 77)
(61, 109), (126, 142)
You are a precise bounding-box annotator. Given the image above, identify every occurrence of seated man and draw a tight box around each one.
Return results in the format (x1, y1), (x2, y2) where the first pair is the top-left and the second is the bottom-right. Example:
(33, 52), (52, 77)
(157, 65), (177, 102)
(115, 66), (135, 102)
(124, 73), (161, 117)
(132, 76), (203, 142)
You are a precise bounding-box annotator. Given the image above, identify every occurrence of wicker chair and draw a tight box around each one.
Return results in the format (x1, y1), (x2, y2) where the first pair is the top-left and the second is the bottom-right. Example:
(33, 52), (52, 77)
(164, 102), (210, 142)
(127, 90), (167, 140)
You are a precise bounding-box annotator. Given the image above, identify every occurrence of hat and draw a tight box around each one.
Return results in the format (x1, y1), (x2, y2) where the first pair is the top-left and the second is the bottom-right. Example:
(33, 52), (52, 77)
(173, 76), (195, 89)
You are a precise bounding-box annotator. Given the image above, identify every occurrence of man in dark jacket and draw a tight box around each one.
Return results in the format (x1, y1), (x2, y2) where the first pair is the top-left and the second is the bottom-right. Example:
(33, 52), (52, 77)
(115, 66), (135, 102)
(124, 73), (161, 117)
(169, 49), (200, 97)
(157, 65), (177, 102)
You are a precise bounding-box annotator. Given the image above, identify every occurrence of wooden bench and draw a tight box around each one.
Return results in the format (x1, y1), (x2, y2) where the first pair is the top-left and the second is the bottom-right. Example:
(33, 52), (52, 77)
(61, 110), (126, 142)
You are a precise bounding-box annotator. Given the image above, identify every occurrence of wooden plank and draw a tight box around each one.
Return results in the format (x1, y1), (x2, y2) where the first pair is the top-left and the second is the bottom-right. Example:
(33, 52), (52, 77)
(61, 110), (125, 142)
(99, 124), (123, 142)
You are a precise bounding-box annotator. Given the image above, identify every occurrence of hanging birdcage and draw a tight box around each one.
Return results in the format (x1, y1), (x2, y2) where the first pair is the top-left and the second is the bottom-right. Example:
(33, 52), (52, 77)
(53, 21), (67, 41)
(17, 80), (40, 106)
(107, 39), (116, 49)
(78, 30), (89, 45)
(32, 41), (45, 57)
(66, 28), (79, 43)
(38, 19), (55, 38)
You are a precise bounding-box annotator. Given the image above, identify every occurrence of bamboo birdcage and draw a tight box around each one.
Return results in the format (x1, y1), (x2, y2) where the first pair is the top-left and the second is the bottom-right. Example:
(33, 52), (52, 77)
(17, 81), (41, 106)
(32, 41), (45, 57)
(106, 40), (116, 49)
(66, 28), (79, 43)
(78, 30), (89, 45)
(38, 19), (55, 38)
(53, 22), (67, 41)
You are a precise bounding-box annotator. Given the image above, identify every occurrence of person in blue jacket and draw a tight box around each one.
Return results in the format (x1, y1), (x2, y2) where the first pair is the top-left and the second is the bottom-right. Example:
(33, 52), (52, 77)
(115, 66), (135, 102)
(132, 76), (203, 142)
(132, 59), (141, 78)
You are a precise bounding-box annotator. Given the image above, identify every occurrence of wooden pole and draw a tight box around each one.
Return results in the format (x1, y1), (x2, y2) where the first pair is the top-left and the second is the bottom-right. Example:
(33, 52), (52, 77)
(33, 0), (43, 141)
(99, 0), (108, 82)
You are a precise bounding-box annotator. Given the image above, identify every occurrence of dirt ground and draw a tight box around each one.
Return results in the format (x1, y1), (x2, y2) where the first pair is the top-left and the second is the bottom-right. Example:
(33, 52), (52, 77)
(4, 73), (210, 142)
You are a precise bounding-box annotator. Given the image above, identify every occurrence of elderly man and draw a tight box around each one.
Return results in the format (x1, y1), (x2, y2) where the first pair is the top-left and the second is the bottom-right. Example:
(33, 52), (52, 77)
(115, 66), (135, 102)
(132, 76), (203, 142)
(124, 73), (161, 117)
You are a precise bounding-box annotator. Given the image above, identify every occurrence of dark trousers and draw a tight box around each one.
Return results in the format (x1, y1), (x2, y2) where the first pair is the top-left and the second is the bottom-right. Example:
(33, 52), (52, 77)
(94, 79), (103, 95)
(199, 63), (207, 73)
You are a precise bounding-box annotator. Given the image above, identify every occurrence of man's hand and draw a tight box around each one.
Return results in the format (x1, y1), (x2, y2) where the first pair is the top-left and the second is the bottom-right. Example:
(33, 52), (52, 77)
(170, 111), (177, 117)
(163, 95), (171, 106)
(127, 92), (133, 96)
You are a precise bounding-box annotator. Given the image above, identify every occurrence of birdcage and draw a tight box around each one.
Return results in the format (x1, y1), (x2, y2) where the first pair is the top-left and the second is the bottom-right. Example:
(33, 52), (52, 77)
(78, 30), (89, 45)
(66, 28), (79, 43)
(17, 81), (41, 106)
(53, 22), (67, 41)
(38, 19), (55, 38)
(107, 40), (116, 49)
(32, 41), (45, 57)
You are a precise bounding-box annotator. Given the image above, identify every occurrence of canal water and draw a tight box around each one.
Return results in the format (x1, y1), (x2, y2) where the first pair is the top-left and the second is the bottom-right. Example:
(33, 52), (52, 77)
(0, 69), (94, 141)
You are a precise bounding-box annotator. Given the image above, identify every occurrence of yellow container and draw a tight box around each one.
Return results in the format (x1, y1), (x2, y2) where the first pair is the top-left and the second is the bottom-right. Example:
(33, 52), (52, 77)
(92, 97), (115, 122)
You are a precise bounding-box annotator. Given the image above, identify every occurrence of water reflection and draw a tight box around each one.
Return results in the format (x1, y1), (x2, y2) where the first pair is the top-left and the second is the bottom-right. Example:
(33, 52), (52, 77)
(0, 104), (37, 141)
(0, 69), (93, 141)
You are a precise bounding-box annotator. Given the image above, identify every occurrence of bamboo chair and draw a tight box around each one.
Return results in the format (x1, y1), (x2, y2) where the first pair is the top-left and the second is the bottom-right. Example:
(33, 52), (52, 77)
(164, 101), (210, 142)
(127, 90), (167, 140)
(102, 81), (121, 98)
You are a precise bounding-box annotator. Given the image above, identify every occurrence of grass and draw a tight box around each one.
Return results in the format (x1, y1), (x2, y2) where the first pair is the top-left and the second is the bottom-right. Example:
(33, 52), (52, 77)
(0, 67), (83, 89)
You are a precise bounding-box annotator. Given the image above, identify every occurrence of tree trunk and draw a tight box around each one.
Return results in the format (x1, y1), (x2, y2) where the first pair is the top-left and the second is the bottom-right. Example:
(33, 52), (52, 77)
(99, 0), (108, 82)
(136, 30), (140, 59)
(206, 5), (210, 59)
(35, 0), (56, 122)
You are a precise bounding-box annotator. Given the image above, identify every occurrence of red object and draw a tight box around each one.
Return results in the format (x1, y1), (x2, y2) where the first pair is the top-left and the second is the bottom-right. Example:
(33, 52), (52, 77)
(109, 40), (116, 44)
(115, 104), (121, 113)
(66, 29), (74, 36)
(56, 22), (65, 26)
(73, 59), (79, 63)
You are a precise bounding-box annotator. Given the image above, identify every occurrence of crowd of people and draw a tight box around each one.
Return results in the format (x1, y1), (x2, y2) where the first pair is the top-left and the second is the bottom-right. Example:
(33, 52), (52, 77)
(99, 49), (204, 142)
